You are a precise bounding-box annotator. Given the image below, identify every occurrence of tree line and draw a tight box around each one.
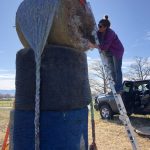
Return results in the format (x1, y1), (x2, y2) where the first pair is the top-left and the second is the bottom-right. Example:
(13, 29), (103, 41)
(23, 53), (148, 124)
(0, 93), (14, 99)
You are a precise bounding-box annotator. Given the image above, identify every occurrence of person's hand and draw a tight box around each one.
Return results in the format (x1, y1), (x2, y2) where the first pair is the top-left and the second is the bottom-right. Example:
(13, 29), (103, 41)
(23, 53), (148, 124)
(88, 41), (97, 50)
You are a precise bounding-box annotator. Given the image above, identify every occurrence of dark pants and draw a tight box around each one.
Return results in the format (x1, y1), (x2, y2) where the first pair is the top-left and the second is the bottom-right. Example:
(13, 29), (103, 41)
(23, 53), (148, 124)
(103, 51), (123, 92)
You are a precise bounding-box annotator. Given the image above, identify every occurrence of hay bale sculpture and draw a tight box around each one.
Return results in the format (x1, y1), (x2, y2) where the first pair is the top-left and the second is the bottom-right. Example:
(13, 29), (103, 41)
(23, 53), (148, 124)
(10, 0), (95, 149)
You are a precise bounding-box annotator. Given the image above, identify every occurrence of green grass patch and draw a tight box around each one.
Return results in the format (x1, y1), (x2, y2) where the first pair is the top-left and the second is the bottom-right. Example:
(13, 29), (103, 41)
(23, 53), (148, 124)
(0, 100), (14, 107)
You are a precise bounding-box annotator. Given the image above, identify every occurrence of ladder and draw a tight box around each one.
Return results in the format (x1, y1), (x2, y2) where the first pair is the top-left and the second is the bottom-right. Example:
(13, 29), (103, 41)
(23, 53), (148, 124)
(86, 2), (139, 150)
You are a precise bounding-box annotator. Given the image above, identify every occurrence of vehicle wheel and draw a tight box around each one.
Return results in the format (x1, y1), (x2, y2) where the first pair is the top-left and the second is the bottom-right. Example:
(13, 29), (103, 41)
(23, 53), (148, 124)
(99, 104), (113, 119)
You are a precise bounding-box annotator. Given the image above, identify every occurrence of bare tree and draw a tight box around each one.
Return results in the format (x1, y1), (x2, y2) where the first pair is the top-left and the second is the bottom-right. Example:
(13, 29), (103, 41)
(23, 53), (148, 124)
(125, 57), (150, 80)
(88, 59), (110, 95)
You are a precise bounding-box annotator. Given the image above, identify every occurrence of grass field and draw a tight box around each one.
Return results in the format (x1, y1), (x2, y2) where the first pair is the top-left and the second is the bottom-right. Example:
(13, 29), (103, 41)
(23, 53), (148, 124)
(0, 100), (14, 107)
(0, 108), (11, 148)
(0, 108), (150, 150)
(88, 111), (150, 150)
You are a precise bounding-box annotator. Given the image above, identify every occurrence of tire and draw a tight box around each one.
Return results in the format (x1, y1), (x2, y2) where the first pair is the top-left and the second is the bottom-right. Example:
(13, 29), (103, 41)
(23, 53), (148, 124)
(99, 104), (113, 120)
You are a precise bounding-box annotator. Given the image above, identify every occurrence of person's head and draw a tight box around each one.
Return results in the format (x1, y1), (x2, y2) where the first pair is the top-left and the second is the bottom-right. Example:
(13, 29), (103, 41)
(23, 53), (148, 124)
(98, 15), (111, 33)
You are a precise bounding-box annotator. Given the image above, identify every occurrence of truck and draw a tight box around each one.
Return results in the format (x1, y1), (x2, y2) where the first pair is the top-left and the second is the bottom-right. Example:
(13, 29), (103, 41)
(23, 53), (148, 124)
(94, 80), (150, 119)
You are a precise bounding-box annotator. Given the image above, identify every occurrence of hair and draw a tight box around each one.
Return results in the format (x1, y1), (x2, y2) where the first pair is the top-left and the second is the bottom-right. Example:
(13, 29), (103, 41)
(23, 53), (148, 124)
(98, 15), (111, 28)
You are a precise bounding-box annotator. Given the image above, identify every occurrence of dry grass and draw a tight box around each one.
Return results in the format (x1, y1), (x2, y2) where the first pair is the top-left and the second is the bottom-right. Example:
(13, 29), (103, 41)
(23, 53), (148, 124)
(0, 109), (150, 150)
(88, 111), (150, 150)
(0, 109), (10, 148)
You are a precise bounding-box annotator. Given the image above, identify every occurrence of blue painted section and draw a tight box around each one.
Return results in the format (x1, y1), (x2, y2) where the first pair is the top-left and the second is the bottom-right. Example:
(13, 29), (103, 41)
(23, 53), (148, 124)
(12, 107), (88, 150)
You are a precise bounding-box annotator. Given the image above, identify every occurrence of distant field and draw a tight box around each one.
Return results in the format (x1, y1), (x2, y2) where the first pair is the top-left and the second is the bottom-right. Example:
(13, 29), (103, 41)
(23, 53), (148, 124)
(0, 100), (14, 107)
(0, 108), (150, 149)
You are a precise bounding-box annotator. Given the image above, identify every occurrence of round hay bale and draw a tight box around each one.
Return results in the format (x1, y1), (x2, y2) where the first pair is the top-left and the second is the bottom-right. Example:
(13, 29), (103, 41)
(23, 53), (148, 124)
(15, 45), (92, 110)
(9, 110), (14, 150)
(16, 0), (95, 51)
(9, 108), (88, 150)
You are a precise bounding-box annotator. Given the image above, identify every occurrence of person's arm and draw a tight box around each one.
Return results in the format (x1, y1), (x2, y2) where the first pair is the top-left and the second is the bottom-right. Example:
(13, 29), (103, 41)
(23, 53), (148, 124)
(88, 41), (97, 49)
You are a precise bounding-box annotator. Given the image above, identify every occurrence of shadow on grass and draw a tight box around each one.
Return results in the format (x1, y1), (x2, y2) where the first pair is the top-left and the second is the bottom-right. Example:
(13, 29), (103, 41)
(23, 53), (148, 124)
(101, 115), (122, 126)
(129, 115), (150, 128)
(103, 114), (150, 128)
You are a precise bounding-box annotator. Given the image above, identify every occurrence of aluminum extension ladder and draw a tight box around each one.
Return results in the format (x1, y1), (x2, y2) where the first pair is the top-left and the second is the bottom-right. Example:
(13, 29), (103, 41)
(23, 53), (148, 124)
(86, 2), (139, 150)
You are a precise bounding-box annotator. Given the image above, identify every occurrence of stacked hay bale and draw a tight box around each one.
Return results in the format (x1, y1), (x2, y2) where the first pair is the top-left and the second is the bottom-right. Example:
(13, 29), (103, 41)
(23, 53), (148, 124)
(10, 0), (95, 149)
(16, 0), (95, 51)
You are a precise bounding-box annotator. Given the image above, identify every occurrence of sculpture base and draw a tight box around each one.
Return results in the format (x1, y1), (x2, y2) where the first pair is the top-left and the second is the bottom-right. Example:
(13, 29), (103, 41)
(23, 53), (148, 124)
(10, 107), (88, 150)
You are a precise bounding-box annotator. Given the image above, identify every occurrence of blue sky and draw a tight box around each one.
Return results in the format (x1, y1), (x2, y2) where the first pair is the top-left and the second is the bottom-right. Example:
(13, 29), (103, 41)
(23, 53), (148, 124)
(0, 0), (150, 89)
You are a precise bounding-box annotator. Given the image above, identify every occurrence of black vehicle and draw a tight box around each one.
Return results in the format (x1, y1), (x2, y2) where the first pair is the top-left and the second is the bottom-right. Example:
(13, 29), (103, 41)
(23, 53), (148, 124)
(94, 80), (150, 119)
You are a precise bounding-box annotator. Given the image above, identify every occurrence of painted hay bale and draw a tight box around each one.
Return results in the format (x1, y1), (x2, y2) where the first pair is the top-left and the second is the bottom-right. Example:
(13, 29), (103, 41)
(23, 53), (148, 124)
(9, 108), (88, 150)
(16, 0), (95, 52)
(15, 45), (91, 110)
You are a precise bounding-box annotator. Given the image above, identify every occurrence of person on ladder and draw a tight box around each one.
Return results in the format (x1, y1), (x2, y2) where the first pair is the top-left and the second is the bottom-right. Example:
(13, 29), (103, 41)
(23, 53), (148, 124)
(89, 15), (124, 94)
